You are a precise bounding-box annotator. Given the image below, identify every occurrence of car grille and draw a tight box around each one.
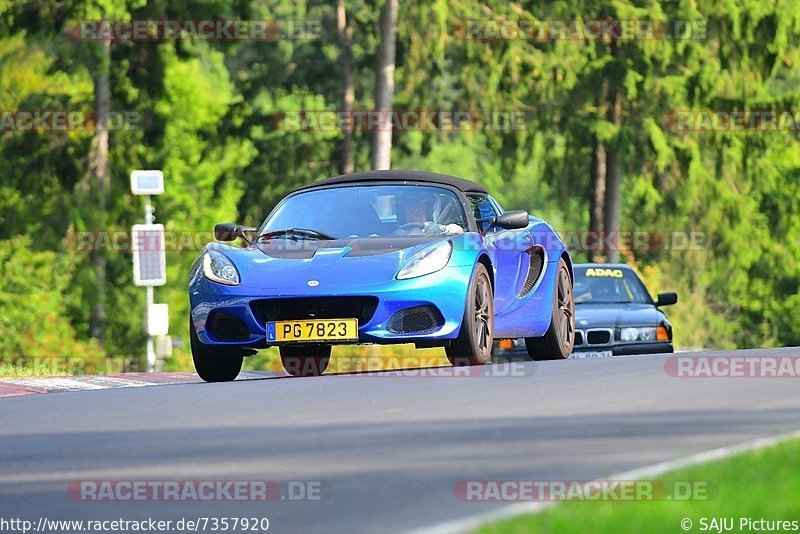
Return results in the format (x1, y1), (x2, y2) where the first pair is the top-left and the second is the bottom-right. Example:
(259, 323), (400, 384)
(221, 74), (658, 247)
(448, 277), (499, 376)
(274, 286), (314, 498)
(586, 329), (612, 345)
(574, 328), (613, 347)
(250, 297), (378, 325)
(574, 330), (584, 346)
(386, 305), (444, 334)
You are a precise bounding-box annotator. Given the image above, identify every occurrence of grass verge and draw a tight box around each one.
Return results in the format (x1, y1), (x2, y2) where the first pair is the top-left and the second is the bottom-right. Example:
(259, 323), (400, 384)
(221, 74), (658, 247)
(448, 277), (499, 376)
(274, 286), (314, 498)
(478, 436), (800, 534)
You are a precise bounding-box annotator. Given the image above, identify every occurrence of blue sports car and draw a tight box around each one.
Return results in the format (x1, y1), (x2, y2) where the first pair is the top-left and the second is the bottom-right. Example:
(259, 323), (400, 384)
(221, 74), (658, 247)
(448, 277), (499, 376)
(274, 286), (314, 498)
(189, 170), (575, 381)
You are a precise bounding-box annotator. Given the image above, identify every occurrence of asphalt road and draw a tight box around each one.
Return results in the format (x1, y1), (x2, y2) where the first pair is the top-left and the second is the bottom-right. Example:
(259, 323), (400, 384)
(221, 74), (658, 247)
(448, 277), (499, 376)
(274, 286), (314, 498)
(1, 347), (799, 533)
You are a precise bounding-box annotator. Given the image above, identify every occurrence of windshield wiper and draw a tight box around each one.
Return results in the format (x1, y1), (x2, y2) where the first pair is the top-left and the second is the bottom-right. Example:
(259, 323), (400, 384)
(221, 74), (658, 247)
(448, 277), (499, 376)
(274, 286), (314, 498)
(258, 228), (338, 242)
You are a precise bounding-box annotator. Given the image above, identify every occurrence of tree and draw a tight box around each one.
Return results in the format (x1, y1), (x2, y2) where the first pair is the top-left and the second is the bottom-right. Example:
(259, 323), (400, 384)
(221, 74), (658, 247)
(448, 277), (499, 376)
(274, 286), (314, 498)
(371, 0), (397, 170)
(87, 35), (111, 340)
(337, 0), (355, 174)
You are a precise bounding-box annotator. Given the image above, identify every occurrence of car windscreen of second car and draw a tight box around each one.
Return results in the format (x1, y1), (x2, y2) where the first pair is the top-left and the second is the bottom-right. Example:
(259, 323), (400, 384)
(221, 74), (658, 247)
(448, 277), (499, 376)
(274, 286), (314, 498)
(573, 267), (654, 304)
(261, 185), (469, 239)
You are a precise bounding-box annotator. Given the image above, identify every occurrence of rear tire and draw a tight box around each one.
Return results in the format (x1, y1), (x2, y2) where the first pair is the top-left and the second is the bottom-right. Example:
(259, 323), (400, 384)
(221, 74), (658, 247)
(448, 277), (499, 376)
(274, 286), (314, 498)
(190, 319), (244, 382)
(525, 258), (575, 360)
(280, 345), (331, 377)
(446, 263), (494, 366)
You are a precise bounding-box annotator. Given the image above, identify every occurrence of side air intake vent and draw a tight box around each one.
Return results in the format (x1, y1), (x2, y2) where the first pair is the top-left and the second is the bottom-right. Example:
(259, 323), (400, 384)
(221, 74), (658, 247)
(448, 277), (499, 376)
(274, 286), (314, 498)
(519, 247), (545, 296)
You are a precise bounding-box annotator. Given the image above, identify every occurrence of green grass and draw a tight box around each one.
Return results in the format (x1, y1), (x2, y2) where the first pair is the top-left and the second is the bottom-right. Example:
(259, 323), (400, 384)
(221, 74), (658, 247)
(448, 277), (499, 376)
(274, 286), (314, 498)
(478, 437), (800, 534)
(0, 356), (138, 379)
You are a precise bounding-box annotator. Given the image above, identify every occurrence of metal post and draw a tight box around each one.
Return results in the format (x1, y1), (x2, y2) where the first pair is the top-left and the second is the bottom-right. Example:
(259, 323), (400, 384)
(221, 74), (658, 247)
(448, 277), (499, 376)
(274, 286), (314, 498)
(146, 286), (156, 372)
(144, 194), (155, 372)
(132, 171), (167, 373)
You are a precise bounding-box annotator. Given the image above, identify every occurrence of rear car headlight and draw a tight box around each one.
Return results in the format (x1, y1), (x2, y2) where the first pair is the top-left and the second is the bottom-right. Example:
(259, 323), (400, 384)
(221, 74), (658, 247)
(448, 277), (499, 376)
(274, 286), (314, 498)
(619, 327), (658, 342)
(202, 250), (240, 286)
(397, 241), (452, 280)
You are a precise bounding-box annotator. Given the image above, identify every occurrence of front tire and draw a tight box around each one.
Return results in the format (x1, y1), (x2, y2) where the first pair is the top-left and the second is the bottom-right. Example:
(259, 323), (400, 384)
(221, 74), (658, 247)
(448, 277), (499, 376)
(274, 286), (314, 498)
(190, 319), (244, 382)
(525, 258), (575, 360)
(446, 263), (494, 366)
(280, 344), (331, 377)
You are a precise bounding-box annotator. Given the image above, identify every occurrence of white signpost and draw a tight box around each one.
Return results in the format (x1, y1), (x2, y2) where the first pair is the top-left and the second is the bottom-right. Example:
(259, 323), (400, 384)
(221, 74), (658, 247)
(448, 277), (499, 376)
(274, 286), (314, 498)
(131, 170), (168, 372)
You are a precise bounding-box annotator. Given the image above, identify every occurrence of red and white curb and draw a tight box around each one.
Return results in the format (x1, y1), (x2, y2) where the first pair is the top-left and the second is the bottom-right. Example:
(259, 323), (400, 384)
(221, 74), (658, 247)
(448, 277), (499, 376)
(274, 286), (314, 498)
(0, 371), (281, 398)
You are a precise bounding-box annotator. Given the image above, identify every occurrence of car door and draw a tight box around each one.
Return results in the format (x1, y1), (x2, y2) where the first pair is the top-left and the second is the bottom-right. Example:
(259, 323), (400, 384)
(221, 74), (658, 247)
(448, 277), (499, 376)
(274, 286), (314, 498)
(467, 194), (531, 315)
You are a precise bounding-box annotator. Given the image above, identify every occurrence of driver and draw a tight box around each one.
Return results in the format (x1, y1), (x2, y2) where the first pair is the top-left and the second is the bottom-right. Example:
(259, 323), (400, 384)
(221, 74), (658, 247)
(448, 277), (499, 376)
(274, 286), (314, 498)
(397, 190), (464, 235)
(589, 277), (619, 301)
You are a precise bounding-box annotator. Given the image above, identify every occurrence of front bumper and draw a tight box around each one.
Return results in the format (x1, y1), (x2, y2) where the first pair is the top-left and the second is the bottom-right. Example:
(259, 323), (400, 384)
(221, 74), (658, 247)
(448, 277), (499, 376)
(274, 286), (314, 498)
(608, 342), (673, 356)
(494, 339), (674, 357)
(189, 265), (472, 347)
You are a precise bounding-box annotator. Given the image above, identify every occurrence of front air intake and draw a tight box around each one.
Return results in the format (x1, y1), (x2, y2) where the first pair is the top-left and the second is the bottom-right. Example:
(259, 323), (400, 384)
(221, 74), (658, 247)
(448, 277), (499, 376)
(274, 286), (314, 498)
(250, 296), (378, 325)
(206, 312), (250, 341)
(387, 305), (444, 334)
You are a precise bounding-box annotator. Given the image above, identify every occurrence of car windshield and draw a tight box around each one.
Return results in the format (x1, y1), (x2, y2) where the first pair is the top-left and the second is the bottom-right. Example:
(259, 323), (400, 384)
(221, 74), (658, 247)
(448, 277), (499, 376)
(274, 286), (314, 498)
(261, 184), (469, 239)
(573, 266), (654, 304)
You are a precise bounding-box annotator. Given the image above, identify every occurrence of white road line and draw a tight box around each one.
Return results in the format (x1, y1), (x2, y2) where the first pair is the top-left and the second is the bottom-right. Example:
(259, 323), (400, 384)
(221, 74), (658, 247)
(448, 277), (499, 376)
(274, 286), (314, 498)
(5, 377), (108, 391)
(80, 376), (156, 388)
(408, 428), (800, 534)
(0, 375), (177, 392)
(0, 371), (284, 396)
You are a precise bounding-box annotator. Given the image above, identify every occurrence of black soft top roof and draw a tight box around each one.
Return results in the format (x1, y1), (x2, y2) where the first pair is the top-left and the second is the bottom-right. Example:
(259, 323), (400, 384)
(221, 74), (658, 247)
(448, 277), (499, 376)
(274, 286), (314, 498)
(293, 169), (489, 194)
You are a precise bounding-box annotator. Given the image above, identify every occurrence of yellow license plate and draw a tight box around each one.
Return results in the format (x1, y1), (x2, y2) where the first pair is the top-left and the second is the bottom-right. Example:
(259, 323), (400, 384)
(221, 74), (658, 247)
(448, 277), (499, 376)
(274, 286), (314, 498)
(267, 319), (358, 343)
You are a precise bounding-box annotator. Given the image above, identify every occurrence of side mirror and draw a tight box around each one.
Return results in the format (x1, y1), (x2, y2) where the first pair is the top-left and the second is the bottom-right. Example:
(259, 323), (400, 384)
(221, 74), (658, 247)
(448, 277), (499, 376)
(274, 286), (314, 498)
(656, 292), (678, 306)
(214, 223), (255, 243)
(494, 210), (529, 230)
(214, 223), (239, 241)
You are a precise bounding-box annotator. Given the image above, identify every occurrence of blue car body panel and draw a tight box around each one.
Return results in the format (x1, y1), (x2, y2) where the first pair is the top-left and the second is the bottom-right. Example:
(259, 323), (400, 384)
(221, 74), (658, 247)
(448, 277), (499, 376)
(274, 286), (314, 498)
(189, 171), (571, 349)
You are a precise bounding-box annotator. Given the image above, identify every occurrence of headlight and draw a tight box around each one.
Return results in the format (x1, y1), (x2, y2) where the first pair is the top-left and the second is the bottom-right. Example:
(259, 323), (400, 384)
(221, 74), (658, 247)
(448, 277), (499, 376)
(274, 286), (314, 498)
(202, 250), (240, 286)
(397, 241), (453, 280)
(619, 327), (660, 342)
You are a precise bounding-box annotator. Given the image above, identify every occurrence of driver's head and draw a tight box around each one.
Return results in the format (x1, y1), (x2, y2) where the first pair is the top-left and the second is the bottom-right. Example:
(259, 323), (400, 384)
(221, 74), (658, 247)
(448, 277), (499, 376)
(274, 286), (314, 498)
(397, 190), (437, 224)
(590, 278), (617, 299)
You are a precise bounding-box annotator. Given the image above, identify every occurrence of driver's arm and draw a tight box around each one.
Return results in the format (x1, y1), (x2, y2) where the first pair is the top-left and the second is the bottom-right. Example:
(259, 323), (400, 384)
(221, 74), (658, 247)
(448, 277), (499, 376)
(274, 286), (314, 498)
(428, 222), (464, 235)
(441, 223), (464, 235)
